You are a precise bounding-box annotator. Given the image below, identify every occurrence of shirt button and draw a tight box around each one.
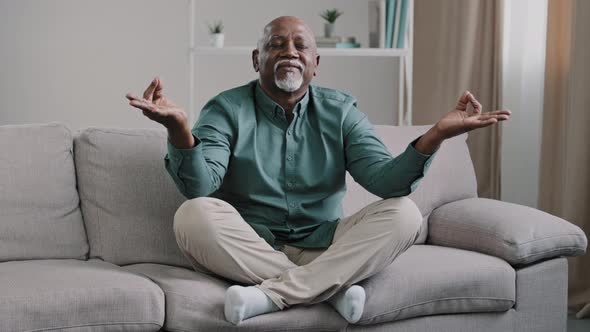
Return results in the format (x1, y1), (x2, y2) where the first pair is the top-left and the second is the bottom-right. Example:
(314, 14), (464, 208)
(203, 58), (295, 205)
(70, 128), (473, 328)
(287, 155), (293, 161)
(287, 130), (292, 135)
(289, 202), (297, 208)
(287, 182), (293, 188)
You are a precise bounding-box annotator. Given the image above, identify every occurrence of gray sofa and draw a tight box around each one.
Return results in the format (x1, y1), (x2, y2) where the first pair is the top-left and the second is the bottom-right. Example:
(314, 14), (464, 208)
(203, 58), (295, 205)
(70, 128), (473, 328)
(1, 122), (587, 332)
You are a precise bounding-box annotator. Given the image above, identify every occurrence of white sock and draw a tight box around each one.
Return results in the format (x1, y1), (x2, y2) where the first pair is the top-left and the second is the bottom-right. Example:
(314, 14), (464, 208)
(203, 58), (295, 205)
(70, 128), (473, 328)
(327, 285), (366, 324)
(224, 285), (280, 325)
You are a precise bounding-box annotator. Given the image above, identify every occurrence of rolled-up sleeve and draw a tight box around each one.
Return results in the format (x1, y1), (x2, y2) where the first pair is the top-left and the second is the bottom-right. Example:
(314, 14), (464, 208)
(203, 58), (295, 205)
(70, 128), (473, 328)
(343, 103), (436, 198)
(164, 96), (235, 198)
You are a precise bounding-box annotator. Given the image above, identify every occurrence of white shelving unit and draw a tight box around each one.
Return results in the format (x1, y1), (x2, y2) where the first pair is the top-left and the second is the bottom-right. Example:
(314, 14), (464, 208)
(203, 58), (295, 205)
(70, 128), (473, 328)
(188, 0), (413, 126)
(195, 46), (409, 57)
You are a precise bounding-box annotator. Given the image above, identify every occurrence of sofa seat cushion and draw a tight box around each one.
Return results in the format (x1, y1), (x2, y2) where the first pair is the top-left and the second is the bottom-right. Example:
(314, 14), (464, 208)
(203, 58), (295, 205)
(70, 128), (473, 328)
(122, 263), (347, 332)
(356, 244), (516, 325)
(0, 122), (88, 261)
(0, 259), (164, 332)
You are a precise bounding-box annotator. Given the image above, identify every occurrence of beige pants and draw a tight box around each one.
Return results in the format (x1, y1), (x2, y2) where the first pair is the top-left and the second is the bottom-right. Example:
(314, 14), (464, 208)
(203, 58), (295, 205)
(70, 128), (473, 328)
(173, 196), (422, 309)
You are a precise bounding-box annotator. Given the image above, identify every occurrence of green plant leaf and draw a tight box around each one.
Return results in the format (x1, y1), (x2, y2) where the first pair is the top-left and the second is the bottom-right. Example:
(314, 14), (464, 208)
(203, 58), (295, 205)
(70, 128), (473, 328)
(319, 8), (343, 23)
(208, 20), (224, 34)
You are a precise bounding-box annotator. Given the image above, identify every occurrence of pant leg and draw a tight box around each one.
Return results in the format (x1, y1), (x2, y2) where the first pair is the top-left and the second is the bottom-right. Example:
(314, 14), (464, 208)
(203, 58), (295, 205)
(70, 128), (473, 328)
(257, 196), (422, 309)
(174, 197), (297, 285)
(279, 244), (325, 266)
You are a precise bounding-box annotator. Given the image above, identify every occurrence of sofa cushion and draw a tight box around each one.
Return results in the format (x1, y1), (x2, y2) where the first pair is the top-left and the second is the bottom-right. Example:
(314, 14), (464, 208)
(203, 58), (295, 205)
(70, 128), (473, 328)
(0, 258), (164, 332)
(342, 125), (478, 244)
(122, 263), (348, 332)
(427, 198), (588, 265)
(122, 245), (514, 330)
(74, 127), (191, 268)
(0, 122), (88, 261)
(356, 244), (515, 325)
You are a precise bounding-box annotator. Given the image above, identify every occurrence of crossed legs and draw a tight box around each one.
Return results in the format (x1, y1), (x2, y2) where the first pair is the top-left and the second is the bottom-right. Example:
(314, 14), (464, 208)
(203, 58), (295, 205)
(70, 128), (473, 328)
(173, 196), (422, 324)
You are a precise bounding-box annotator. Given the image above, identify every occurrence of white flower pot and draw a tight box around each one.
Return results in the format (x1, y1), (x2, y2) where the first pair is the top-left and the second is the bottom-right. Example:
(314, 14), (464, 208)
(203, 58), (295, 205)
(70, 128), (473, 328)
(324, 23), (335, 38)
(210, 33), (224, 48)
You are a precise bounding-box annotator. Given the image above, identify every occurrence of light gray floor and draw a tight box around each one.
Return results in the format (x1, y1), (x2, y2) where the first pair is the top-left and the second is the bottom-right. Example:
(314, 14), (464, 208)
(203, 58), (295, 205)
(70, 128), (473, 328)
(567, 313), (590, 332)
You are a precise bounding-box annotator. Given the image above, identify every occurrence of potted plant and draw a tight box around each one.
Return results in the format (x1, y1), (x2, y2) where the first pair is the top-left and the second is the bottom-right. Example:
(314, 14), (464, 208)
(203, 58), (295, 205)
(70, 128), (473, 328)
(208, 21), (224, 48)
(320, 8), (343, 38)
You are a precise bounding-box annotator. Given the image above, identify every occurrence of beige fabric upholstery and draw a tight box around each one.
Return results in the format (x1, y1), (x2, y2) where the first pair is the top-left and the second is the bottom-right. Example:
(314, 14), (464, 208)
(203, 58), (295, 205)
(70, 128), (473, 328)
(0, 122), (88, 261)
(124, 244), (514, 329)
(0, 259), (164, 332)
(74, 128), (191, 268)
(428, 198), (587, 265)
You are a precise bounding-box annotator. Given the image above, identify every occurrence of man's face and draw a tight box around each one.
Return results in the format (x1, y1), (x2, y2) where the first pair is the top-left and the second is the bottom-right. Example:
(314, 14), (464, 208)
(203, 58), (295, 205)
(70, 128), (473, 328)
(254, 18), (319, 94)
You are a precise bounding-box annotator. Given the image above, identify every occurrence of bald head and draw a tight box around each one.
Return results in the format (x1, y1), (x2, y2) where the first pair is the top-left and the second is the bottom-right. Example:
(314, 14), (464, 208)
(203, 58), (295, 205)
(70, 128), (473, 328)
(257, 16), (316, 52)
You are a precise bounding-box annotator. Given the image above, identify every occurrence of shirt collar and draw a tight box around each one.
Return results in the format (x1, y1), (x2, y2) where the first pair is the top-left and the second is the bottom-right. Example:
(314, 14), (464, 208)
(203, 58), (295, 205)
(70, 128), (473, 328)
(255, 80), (309, 118)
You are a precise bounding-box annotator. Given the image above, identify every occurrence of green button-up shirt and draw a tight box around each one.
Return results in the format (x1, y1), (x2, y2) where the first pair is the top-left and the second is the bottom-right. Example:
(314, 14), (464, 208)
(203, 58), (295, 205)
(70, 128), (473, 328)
(165, 80), (436, 250)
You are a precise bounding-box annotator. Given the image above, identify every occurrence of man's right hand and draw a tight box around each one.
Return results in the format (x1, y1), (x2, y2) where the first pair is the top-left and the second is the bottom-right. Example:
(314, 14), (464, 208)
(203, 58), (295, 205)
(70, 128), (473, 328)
(126, 77), (195, 148)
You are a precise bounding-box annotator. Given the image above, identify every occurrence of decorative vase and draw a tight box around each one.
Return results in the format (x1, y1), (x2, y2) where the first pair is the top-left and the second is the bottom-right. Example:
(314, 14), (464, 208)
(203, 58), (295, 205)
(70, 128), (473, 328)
(210, 33), (224, 48)
(324, 23), (334, 38)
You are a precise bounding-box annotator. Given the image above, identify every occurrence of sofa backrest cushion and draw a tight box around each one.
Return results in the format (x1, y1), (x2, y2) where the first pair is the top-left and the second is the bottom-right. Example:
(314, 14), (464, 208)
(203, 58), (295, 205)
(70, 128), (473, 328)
(342, 125), (478, 244)
(74, 128), (191, 268)
(74, 125), (477, 265)
(0, 122), (89, 261)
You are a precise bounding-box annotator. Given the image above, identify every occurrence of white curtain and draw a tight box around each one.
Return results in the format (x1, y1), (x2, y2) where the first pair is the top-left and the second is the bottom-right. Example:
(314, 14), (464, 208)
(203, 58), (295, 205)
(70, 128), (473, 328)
(539, 0), (590, 319)
(413, 0), (504, 199)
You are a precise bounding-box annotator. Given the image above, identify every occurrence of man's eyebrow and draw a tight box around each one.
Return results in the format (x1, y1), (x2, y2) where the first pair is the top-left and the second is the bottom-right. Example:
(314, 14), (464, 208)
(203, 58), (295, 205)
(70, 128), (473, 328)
(268, 34), (310, 41)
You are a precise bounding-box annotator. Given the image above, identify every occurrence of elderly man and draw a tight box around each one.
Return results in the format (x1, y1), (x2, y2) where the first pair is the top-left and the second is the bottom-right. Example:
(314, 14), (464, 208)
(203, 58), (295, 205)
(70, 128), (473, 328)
(126, 16), (510, 325)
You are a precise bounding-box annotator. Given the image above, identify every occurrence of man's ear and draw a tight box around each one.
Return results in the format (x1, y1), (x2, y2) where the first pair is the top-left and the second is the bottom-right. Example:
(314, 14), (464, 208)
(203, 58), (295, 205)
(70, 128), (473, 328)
(314, 54), (320, 76)
(252, 49), (260, 72)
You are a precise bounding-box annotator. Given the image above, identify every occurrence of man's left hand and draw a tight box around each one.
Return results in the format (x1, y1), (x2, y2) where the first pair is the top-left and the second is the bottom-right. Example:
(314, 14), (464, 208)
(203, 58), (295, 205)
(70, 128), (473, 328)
(414, 91), (511, 155)
(435, 91), (511, 140)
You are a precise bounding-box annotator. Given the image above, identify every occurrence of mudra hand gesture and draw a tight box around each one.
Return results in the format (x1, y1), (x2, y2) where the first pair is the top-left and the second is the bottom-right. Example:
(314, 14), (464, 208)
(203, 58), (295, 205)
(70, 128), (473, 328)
(415, 91), (511, 155)
(126, 77), (194, 148)
(436, 91), (511, 139)
(125, 77), (188, 130)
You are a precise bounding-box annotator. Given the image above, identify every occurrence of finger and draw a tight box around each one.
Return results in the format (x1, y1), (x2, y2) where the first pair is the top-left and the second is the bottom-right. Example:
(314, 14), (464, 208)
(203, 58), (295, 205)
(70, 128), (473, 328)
(154, 77), (164, 101)
(470, 117), (498, 128)
(125, 93), (140, 101)
(456, 91), (470, 109)
(477, 114), (509, 122)
(142, 77), (158, 101)
(129, 99), (172, 118)
(483, 112), (510, 120)
(489, 109), (512, 116)
(482, 118), (498, 126)
(467, 93), (483, 114)
(129, 99), (158, 113)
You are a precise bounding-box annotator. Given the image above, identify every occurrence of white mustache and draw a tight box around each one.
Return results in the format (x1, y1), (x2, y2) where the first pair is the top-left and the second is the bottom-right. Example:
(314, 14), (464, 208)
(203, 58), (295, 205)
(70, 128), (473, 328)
(274, 59), (304, 72)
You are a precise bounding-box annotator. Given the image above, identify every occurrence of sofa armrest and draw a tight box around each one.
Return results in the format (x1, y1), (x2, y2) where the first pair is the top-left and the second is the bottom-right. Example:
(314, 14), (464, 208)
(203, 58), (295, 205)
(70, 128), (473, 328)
(427, 198), (587, 266)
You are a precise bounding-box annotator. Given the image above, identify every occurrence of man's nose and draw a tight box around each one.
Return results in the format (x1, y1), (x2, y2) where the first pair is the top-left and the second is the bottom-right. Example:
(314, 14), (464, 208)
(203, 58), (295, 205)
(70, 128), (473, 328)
(280, 41), (299, 58)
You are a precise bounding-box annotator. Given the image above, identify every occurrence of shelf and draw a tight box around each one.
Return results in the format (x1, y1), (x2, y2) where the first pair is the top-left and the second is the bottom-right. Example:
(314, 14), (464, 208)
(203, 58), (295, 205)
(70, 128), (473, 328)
(193, 46), (409, 57)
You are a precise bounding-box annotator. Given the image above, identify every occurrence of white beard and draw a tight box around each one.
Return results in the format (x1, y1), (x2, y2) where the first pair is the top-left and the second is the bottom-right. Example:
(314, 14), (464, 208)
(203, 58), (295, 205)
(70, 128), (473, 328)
(274, 59), (305, 92)
(275, 74), (303, 92)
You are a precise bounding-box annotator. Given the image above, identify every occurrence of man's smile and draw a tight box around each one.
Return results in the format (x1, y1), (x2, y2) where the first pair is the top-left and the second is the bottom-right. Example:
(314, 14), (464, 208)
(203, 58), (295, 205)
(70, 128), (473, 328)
(275, 60), (304, 73)
(278, 63), (301, 69)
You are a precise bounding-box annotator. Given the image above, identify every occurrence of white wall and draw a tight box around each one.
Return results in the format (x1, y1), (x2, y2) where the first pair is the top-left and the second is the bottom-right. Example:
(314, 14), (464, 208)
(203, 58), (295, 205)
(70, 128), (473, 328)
(0, 0), (189, 130)
(500, 0), (548, 208)
(0, 0), (401, 131)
